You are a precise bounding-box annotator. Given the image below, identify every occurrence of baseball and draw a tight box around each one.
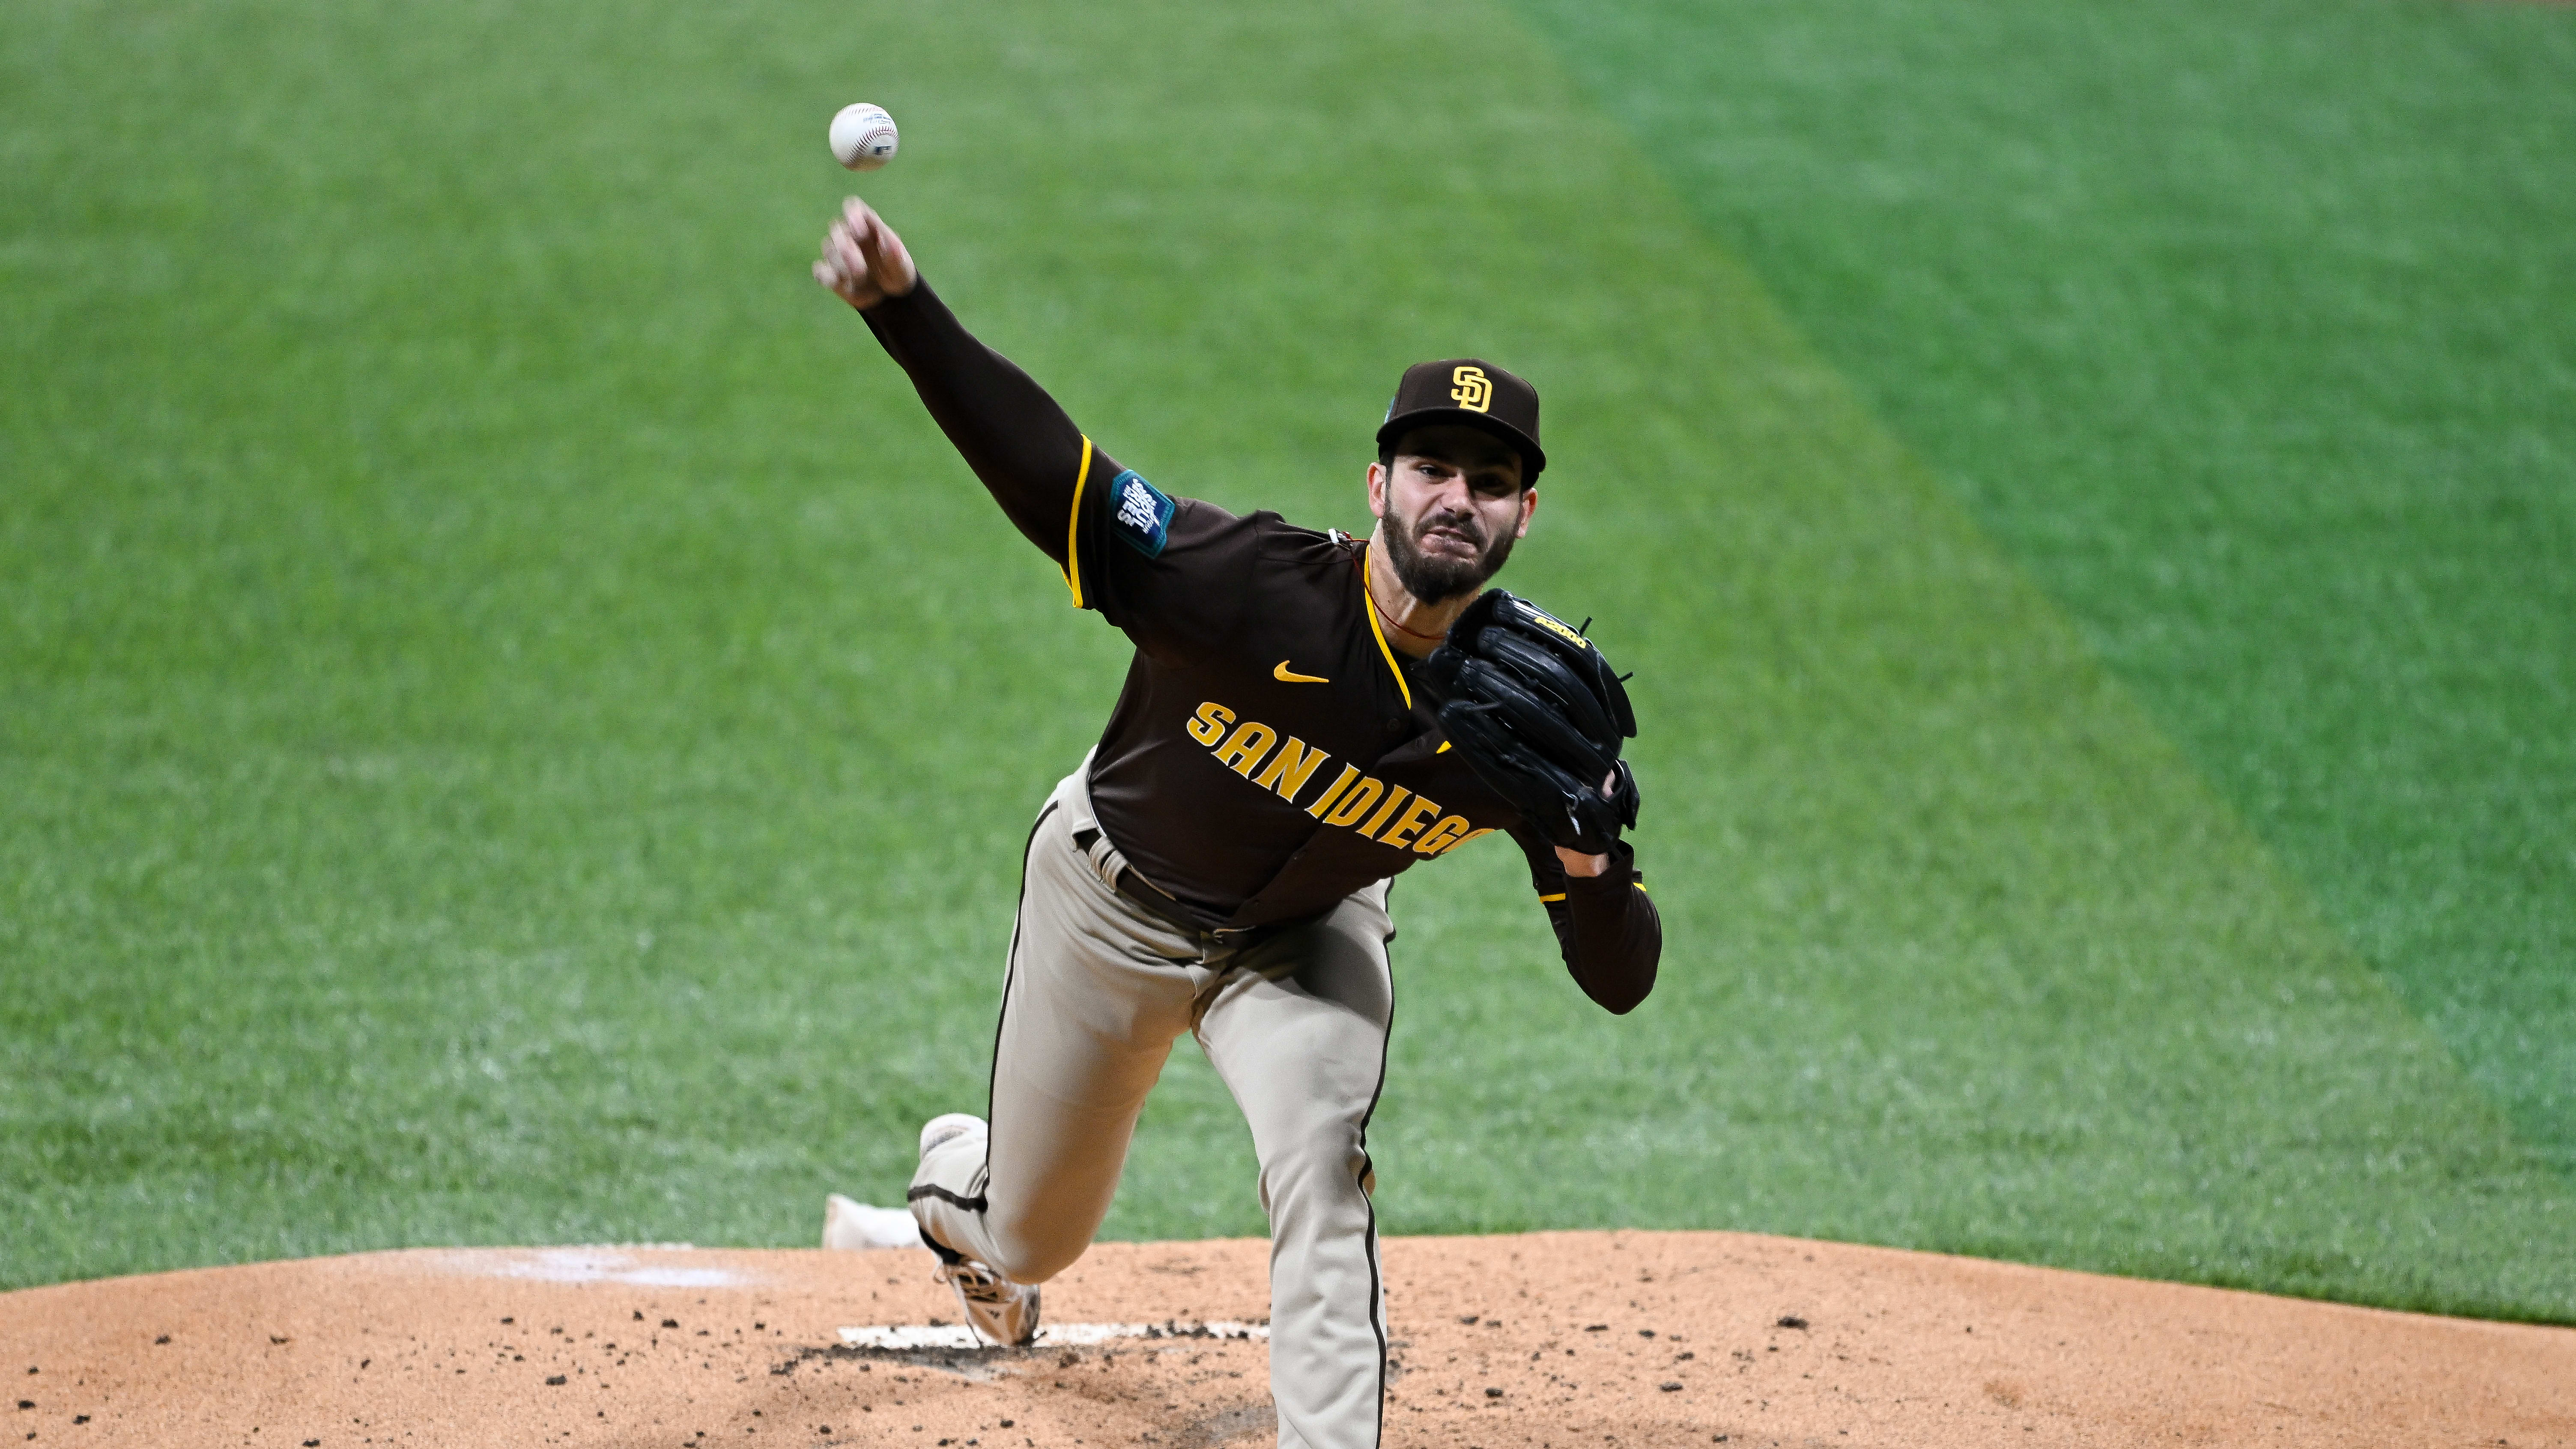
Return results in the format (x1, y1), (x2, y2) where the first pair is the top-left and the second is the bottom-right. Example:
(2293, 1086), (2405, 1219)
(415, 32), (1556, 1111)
(829, 103), (899, 172)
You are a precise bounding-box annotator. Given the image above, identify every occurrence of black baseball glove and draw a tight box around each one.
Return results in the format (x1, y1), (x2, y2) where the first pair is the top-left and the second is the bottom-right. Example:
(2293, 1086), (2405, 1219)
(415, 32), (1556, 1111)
(1419, 589), (1640, 855)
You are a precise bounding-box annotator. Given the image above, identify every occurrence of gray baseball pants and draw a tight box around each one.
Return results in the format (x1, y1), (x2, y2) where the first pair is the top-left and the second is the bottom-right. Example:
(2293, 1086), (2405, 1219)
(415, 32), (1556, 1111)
(908, 761), (1395, 1449)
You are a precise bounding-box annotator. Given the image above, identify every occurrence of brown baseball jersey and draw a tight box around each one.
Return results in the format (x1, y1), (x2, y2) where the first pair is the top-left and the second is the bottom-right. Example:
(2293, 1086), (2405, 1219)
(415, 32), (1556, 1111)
(863, 280), (1659, 1010)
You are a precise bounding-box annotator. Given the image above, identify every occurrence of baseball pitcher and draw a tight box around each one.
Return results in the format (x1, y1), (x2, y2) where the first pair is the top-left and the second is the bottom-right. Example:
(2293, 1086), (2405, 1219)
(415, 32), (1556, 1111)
(812, 197), (1661, 1449)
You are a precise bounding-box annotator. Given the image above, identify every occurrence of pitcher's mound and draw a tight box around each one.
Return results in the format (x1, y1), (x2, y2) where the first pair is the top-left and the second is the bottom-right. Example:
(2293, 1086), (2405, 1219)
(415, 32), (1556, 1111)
(4, 1231), (2569, 1447)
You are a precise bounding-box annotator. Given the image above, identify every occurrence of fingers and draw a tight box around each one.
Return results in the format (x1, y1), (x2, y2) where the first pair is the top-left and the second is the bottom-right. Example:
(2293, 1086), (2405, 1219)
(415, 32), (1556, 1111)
(827, 218), (867, 281)
(815, 215), (876, 307)
(814, 232), (857, 302)
(840, 197), (884, 272)
(872, 227), (915, 296)
(815, 197), (914, 308)
(841, 196), (917, 298)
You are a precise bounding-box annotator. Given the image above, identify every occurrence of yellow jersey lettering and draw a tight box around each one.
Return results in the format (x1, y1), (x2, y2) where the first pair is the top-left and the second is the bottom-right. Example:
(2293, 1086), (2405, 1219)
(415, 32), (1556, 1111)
(1212, 720), (1278, 776)
(1378, 795), (1443, 850)
(1436, 826), (1498, 857)
(1304, 764), (1362, 818)
(1410, 814), (1472, 856)
(1186, 701), (1235, 747)
(1254, 736), (1330, 801)
(1322, 777), (1385, 828)
(1355, 786), (1414, 840)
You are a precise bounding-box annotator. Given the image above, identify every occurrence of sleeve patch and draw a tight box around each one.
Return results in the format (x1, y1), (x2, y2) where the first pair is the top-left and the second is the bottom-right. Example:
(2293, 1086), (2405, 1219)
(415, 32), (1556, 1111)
(1109, 470), (1175, 558)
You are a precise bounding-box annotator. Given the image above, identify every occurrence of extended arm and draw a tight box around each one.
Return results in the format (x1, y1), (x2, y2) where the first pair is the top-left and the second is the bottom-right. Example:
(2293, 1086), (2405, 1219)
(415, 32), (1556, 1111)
(815, 198), (1107, 565)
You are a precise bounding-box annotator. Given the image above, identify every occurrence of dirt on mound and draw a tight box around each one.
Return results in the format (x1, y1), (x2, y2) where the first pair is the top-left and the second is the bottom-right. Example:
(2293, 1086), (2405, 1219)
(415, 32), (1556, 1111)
(3, 1231), (2568, 1448)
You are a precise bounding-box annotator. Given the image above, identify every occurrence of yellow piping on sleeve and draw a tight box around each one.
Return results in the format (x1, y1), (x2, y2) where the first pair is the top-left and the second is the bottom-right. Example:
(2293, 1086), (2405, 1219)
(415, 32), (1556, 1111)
(1357, 546), (1414, 711)
(1537, 892), (1567, 903)
(1063, 435), (1093, 606)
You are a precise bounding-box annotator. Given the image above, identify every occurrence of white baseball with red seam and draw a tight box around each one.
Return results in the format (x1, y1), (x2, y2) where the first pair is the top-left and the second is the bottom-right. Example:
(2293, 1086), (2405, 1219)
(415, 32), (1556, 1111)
(829, 103), (899, 171)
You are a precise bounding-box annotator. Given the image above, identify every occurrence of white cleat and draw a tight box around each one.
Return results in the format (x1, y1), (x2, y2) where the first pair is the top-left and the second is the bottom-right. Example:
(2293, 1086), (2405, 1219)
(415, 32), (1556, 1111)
(918, 1111), (985, 1160)
(935, 1257), (1042, 1347)
(910, 1112), (1033, 1345)
(822, 1193), (924, 1251)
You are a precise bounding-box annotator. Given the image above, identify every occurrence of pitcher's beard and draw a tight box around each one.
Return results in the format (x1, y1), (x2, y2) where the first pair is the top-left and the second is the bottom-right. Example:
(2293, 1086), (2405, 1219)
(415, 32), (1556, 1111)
(1382, 511), (1518, 603)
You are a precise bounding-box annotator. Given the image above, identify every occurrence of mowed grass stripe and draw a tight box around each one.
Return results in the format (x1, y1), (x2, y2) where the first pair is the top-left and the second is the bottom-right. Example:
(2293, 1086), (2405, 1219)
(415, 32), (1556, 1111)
(1505, 0), (2576, 1177)
(3, 0), (2568, 1318)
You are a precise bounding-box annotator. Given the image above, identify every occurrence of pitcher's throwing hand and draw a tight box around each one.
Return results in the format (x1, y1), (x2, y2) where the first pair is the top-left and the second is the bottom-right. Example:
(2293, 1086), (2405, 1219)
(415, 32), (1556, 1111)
(814, 197), (916, 311)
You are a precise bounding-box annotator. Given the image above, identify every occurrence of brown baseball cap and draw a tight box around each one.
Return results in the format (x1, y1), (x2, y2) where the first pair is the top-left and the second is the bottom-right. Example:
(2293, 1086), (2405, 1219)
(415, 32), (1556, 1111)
(1376, 359), (1546, 481)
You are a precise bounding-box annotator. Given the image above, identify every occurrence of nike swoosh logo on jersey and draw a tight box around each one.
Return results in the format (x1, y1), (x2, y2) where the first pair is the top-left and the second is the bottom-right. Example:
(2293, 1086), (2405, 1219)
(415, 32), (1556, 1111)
(1273, 660), (1330, 684)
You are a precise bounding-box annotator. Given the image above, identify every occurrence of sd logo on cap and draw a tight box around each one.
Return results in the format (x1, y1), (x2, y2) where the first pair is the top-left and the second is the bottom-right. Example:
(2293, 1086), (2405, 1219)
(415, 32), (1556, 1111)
(1379, 358), (1544, 479)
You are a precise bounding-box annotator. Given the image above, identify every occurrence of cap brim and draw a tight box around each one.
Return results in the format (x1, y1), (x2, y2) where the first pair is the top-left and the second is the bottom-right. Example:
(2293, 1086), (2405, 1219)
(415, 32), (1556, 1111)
(1376, 408), (1546, 479)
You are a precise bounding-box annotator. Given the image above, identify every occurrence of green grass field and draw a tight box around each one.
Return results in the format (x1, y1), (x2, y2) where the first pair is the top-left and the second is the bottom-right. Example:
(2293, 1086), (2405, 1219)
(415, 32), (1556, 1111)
(6, 0), (2570, 1321)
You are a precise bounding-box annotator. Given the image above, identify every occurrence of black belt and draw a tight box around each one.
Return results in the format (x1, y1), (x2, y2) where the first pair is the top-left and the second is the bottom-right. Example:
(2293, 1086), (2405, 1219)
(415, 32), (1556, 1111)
(1075, 825), (1284, 948)
(1113, 866), (1285, 950)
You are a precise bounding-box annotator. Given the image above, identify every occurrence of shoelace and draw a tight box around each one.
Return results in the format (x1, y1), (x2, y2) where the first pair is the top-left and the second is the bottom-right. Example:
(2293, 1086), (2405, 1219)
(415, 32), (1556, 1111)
(940, 1264), (1012, 1301)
